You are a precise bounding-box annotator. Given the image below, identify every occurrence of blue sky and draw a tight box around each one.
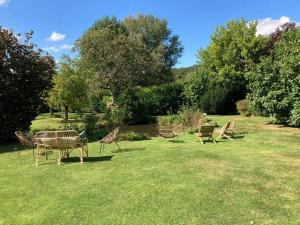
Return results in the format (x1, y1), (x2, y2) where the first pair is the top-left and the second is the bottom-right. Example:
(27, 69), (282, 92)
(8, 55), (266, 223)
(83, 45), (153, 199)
(1, 0), (299, 67)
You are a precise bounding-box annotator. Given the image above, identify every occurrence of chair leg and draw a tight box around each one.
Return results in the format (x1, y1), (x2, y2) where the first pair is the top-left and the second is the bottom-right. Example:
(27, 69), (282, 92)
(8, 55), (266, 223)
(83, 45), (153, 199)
(85, 145), (89, 158)
(115, 141), (121, 151)
(212, 136), (216, 144)
(45, 148), (48, 160)
(80, 148), (83, 164)
(58, 150), (61, 165)
(36, 146), (40, 166)
(224, 134), (233, 141)
(198, 137), (204, 144)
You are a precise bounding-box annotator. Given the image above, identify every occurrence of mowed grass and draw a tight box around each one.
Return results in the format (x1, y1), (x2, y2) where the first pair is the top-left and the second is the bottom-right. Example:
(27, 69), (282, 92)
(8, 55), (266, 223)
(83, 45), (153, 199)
(30, 113), (83, 131)
(0, 116), (300, 225)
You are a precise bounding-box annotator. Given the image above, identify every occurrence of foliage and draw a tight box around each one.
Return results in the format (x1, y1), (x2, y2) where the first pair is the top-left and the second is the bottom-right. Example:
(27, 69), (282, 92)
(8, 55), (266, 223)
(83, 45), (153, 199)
(76, 15), (183, 102)
(119, 131), (149, 141)
(236, 99), (252, 116)
(47, 56), (88, 121)
(83, 114), (100, 136)
(247, 27), (300, 126)
(0, 27), (55, 142)
(140, 83), (184, 116)
(171, 66), (197, 81)
(109, 105), (130, 127)
(158, 115), (181, 126)
(184, 19), (267, 114)
(289, 102), (300, 127)
(115, 83), (184, 124)
(177, 105), (204, 128)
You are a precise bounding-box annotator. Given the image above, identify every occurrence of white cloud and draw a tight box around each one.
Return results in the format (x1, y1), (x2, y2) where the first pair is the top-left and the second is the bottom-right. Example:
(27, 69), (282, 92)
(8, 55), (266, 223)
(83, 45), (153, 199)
(46, 31), (66, 42)
(0, 0), (9, 6)
(43, 44), (73, 53)
(59, 44), (73, 50)
(256, 16), (299, 36)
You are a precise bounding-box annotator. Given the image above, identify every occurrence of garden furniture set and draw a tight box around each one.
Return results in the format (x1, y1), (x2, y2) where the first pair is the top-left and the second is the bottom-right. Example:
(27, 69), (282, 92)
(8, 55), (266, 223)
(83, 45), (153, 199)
(15, 120), (236, 165)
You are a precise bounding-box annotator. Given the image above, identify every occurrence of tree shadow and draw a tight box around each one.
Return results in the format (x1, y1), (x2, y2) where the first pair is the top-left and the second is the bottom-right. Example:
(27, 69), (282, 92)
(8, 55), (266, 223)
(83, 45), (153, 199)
(62, 155), (114, 163)
(0, 144), (33, 154)
(111, 147), (146, 153)
(167, 140), (185, 143)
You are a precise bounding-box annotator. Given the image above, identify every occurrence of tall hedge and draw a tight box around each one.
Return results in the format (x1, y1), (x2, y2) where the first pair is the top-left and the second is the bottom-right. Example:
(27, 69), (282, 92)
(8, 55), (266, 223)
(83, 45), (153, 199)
(0, 28), (55, 142)
(117, 82), (184, 124)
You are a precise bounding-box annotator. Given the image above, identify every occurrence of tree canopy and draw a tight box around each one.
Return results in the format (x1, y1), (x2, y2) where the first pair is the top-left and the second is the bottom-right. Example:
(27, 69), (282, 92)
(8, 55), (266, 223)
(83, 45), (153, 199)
(47, 56), (88, 121)
(247, 26), (300, 126)
(184, 19), (267, 114)
(0, 27), (55, 142)
(75, 15), (183, 102)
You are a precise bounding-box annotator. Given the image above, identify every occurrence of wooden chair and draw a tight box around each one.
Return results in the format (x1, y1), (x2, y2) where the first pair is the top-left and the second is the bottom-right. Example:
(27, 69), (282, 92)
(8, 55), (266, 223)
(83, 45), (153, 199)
(158, 125), (178, 140)
(195, 125), (216, 144)
(217, 122), (232, 141)
(227, 120), (236, 137)
(98, 127), (121, 153)
(35, 130), (88, 165)
(15, 131), (36, 157)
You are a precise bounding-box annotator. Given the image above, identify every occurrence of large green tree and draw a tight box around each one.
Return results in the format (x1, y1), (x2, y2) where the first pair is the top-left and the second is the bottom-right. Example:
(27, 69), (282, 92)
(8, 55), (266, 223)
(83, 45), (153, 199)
(47, 56), (88, 121)
(184, 19), (267, 113)
(0, 27), (55, 142)
(76, 15), (183, 103)
(247, 25), (300, 126)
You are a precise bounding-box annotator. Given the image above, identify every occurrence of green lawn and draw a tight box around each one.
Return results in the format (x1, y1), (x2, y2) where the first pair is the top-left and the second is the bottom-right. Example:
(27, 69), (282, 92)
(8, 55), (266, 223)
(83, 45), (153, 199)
(1, 115), (300, 225)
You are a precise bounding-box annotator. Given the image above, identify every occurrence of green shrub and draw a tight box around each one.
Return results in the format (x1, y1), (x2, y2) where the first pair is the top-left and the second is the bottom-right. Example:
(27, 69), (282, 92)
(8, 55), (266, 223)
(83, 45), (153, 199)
(120, 131), (149, 141)
(30, 123), (83, 135)
(289, 103), (300, 127)
(158, 115), (181, 126)
(116, 83), (184, 124)
(83, 114), (100, 136)
(236, 99), (252, 116)
(178, 105), (204, 128)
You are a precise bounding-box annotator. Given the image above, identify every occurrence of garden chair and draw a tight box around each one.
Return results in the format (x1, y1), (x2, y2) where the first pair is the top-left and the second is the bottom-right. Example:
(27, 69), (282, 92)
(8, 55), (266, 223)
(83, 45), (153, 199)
(217, 122), (232, 141)
(98, 127), (121, 153)
(226, 120), (236, 137)
(15, 131), (36, 157)
(35, 130), (88, 165)
(158, 125), (178, 140)
(195, 125), (216, 144)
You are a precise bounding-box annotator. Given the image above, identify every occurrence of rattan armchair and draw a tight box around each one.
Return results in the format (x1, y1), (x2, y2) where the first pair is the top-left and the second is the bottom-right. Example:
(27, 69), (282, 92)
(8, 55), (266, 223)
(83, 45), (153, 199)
(15, 131), (36, 157)
(98, 127), (121, 152)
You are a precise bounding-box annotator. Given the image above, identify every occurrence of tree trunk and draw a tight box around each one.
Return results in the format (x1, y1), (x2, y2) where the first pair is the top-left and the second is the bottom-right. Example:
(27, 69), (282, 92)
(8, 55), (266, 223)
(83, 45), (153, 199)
(64, 105), (69, 121)
(50, 108), (54, 117)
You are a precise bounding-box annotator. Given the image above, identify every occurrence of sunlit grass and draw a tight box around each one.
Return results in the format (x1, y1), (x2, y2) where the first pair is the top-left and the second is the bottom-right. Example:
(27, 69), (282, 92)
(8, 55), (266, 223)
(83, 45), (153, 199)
(0, 115), (299, 224)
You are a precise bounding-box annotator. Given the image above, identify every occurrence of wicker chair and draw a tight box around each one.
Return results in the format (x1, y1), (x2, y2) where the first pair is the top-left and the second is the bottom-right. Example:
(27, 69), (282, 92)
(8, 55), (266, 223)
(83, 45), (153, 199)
(217, 122), (232, 141)
(158, 125), (178, 140)
(35, 130), (88, 165)
(15, 131), (36, 157)
(195, 125), (216, 144)
(98, 127), (121, 153)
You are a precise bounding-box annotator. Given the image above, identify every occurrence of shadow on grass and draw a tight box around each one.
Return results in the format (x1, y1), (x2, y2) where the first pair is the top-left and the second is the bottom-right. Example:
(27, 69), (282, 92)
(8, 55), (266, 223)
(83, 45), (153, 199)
(166, 140), (185, 143)
(215, 134), (245, 143)
(111, 147), (146, 153)
(62, 155), (114, 163)
(0, 144), (30, 154)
